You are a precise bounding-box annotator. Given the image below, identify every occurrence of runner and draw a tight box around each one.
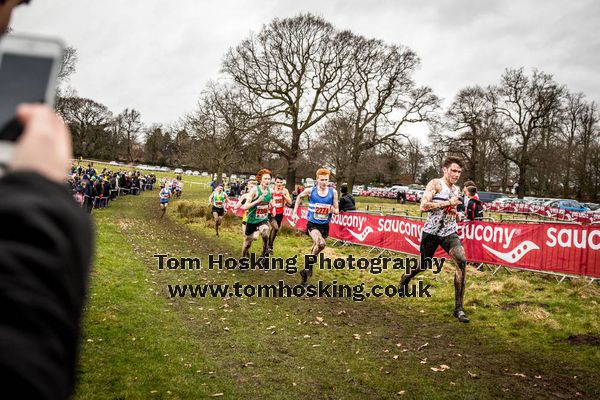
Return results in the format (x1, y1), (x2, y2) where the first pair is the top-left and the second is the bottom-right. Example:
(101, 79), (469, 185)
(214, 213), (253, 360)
(241, 169), (274, 261)
(267, 175), (292, 255)
(293, 168), (339, 285)
(233, 179), (257, 236)
(208, 184), (229, 238)
(175, 175), (183, 199)
(159, 183), (171, 218)
(399, 156), (470, 323)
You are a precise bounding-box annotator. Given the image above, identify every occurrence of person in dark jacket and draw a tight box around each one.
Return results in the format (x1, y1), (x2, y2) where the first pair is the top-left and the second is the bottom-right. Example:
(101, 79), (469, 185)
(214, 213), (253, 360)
(458, 180), (477, 212)
(465, 186), (484, 221)
(0, 2), (93, 399)
(339, 185), (357, 212)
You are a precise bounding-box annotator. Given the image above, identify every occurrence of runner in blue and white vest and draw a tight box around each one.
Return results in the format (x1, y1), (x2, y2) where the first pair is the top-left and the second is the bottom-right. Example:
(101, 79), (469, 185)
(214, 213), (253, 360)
(159, 183), (171, 218)
(293, 168), (339, 285)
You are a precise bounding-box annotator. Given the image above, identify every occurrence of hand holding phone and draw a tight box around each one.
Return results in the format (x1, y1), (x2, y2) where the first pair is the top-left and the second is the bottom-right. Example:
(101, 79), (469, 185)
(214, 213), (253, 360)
(0, 34), (64, 165)
(9, 104), (72, 183)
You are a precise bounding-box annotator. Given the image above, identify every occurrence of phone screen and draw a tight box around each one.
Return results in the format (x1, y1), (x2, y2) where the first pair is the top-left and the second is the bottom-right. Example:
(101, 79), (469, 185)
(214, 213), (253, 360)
(0, 53), (54, 140)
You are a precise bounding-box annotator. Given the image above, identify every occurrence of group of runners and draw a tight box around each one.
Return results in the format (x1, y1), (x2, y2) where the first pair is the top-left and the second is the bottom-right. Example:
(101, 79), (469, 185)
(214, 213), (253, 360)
(185, 156), (472, 323)
(158, 176), (184, 218)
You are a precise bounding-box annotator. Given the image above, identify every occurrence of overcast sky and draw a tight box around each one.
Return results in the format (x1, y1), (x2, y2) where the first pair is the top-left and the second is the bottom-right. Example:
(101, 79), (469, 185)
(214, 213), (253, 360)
(10, 0), (600, 141)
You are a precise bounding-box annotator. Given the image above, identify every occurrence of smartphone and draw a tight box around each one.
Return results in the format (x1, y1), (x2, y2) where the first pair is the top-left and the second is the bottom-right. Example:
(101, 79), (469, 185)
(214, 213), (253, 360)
(0, 34), (64, 164)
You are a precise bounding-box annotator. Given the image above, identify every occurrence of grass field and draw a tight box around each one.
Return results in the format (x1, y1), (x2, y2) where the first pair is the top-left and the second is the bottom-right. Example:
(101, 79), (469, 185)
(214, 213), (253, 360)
(73, 171), (600, 399)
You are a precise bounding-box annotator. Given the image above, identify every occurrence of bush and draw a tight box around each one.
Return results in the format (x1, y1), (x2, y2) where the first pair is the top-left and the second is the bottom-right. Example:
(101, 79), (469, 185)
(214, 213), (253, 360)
(176, 201), (207, 222)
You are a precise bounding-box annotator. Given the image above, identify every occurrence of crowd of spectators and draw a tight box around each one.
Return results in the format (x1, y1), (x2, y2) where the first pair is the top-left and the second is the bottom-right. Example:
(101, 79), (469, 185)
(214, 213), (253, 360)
(67, 162), (157, 213)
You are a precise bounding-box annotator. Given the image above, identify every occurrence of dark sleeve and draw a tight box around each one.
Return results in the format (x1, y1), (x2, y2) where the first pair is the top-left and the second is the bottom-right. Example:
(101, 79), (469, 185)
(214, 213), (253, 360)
(0, 172), (93, 399)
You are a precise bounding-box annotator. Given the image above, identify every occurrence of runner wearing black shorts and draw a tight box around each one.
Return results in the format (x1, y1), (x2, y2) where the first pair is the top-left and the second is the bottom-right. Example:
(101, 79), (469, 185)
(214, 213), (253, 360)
(208, 184), (228, 238)
(293, 168), (339, 284)
(267, 175), (292, 254)
(241, 170), (274, 260)
(399, 156), (470, 323)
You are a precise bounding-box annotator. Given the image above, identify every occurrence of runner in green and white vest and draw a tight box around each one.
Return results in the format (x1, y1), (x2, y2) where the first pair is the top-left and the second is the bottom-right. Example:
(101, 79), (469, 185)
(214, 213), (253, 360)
(241, 169), (276, 262)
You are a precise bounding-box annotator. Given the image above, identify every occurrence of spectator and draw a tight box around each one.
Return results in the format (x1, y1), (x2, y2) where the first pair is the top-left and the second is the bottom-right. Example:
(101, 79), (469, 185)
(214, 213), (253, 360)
(465, 186), (484, 221)
(0, 3), (93, 399)
(458, 180), (477, 212)
(339, 185), (357, 212)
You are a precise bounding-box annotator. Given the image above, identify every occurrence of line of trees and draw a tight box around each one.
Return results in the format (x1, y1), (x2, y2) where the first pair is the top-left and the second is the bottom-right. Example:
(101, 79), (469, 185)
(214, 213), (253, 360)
(56, 13), (600, 201)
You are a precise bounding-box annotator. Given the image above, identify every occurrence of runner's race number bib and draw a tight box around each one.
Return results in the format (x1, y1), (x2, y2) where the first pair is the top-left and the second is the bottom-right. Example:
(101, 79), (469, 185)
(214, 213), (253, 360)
(215, 200), (223, 208)
(256, 204), (269, 219)
(314, 203), (331, 221)
(274, 197), (283, 208)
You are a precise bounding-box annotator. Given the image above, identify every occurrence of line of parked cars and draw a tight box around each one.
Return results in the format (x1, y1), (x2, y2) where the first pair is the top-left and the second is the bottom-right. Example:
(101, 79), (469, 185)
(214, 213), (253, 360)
(491, 195), (598, 212)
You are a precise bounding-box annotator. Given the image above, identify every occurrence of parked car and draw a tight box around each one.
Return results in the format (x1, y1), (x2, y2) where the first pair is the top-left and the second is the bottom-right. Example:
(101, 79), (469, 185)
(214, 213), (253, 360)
(184, 170), (193, 175)
(192, 171), (200, 176)
(201, 172), (209, 177)
(174, 168), (183, 174)
(583, 202), (599, 211)
(478, 191), (508, 203)
(545, 200), (590, 212)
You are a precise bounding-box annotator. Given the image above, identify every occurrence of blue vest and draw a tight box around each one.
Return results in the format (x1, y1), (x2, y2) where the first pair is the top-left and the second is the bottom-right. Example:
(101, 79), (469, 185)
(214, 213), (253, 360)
(307, 187), (334, 224)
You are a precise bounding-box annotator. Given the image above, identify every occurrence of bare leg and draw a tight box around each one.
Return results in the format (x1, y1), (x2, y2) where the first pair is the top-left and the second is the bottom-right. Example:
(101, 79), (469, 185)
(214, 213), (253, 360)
(301, 228), (326, 284)
(268, 218), (280, 251)
(241, 235), (253, 258)
(449, 245), (468, 322)
(259, 224), (270, 258)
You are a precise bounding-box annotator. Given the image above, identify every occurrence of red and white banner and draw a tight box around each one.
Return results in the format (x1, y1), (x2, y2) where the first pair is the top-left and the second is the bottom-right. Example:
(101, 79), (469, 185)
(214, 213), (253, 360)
(226, 200), (600, 278)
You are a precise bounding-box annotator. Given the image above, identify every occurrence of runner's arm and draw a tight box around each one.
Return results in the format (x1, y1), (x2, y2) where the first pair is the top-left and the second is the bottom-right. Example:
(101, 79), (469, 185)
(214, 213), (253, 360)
(232, 195), (246, 212)
(293, 187), (311, 216)
(283, 188), (292, 206)
(332, 189), (339, 215)
(208, 193), (213, 206)
(420, 180), (446, 212)
(242, 188), (262, 210)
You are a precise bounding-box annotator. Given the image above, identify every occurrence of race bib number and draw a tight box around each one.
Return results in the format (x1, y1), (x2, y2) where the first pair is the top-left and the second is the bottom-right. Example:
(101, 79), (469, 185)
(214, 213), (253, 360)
(256, 204), (269, 219)
(274, 197), (283, 208)
(314, 203), (330, 221)
(215, 200), (223, 207)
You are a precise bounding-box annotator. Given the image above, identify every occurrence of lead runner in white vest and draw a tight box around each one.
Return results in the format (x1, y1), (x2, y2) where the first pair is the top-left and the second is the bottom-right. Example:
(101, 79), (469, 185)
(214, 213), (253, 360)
(400, 156), (470, 323)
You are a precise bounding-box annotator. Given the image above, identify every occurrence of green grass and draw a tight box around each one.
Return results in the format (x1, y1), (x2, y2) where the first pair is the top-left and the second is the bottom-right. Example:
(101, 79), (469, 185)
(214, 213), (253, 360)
(73, 178), (600, 399)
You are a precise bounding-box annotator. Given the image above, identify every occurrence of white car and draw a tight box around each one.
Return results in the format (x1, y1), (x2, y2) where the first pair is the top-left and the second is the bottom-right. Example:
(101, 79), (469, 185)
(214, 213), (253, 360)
(160, 166), (170, 172)
(109, 161), (118, 165)
(192, 171), (200, 176)
(174, 168), (183, 174)
(201, 172), (209, 177)
(184, 170), (193, 175)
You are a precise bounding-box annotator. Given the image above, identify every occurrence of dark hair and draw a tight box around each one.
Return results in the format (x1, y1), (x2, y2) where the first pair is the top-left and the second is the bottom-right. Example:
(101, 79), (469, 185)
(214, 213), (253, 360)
(275, 175), (284, 181)
(466, 186), (477, 196)
(341, 185), (348, 194)
(443, 156), (463, 169)
(463, 180), (476, 188)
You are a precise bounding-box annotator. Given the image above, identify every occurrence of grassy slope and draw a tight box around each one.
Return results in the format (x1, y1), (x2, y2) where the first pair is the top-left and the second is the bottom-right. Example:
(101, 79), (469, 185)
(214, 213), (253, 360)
(74, 174), (600, 399)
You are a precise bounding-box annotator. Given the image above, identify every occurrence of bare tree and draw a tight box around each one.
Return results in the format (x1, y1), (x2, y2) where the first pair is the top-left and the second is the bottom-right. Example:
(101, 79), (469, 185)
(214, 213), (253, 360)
(58, 97), (112, 158)
(188, 82), (255, 185)
(116, 108), (142, 163)
(58, 47), (78, 82)
(222, 14), (352, 191)
(444, 86), (498, 186)
(490, 68), (564, 198)
(576, 101), (598, 199)
(339, 35), (438, 191)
